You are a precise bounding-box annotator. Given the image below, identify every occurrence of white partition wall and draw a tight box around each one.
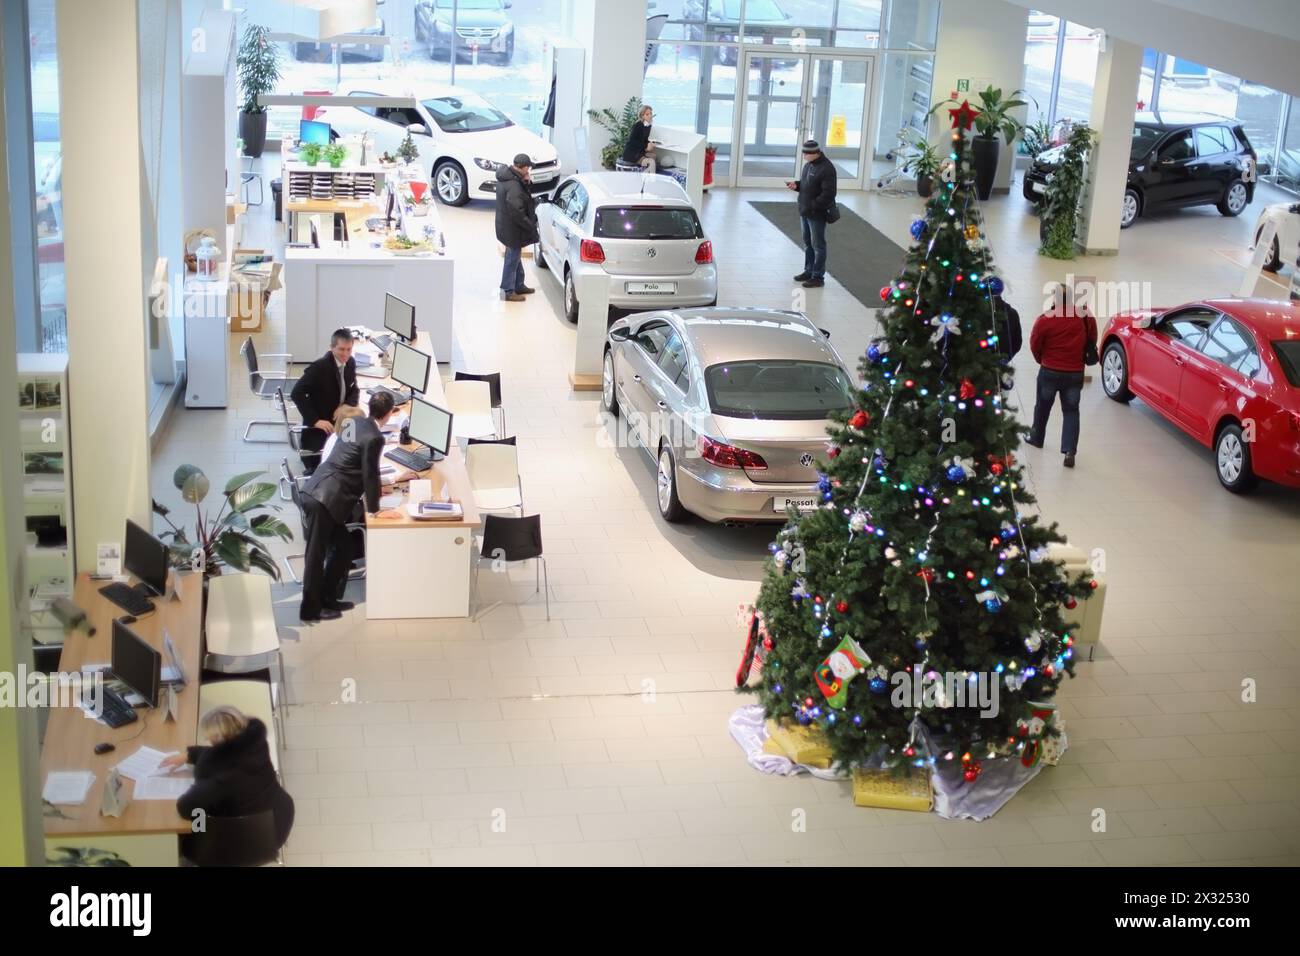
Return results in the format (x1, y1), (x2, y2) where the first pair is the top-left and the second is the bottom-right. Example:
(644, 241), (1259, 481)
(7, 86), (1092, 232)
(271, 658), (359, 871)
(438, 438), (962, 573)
(1079, 36), (1143, 255)
(181, 8), (235, 240)
(573, 0), (649, 173)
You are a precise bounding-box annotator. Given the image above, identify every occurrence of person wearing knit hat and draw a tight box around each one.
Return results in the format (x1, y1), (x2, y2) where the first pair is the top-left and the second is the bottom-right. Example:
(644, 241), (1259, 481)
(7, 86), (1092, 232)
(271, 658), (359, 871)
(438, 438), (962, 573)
(785, 139), (838, 288)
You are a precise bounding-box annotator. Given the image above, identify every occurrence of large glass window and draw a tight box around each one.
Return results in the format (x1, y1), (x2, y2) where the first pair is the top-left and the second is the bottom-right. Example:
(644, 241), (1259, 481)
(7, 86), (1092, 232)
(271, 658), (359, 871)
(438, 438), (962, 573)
(29, 0), (64, 353)
(1280, 100), (1300, 193)
(1055, 21), (1100, 123)
(1021, 11), (1059, 129)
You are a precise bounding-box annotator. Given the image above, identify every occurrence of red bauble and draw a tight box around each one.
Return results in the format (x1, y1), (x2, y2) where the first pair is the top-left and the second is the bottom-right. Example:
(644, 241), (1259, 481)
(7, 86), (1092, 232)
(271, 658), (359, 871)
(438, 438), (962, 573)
(959, 378), (976, 400)
(762, 637), (774, 650)
(835, 600), (849, 614)
(849, 410), (870, 430)
(963, 767), (980, 783)
(1089, 579), (1099, 590)
(990, 463), (1003, 475)
(827, 445), (841, 458)
(879, 286), (891, 302)
(1065, 598), (1078, 609)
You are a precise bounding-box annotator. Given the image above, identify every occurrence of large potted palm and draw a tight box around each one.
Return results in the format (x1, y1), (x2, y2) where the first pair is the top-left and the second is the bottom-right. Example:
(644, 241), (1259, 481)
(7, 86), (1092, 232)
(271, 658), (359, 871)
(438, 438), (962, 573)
(236, 23), (282, 159)
(943, 85), (1027, 201)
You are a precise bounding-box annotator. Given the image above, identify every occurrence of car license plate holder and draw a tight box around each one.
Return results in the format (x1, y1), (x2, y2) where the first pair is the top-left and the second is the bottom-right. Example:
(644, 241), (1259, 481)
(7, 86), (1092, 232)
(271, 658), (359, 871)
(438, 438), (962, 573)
(1031, 180), (1045, 194)
(775, 496), (818, 513)
(626, 281), (677, 294)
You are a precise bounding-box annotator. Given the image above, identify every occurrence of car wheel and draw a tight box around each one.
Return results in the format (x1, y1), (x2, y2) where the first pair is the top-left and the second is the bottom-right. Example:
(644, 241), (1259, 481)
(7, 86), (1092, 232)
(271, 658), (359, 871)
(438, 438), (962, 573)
(1120, 188), (1140, 229)
(1259, 232), (1281, 272)
(1101, 341), (1134, 403)
(533, 242), (548, 270)
(1218, 180), (1249, 217)
(656, 444), (687, 523)
(433, 160), (468, 206)
(1215, 423), (1257, 493)
(563, 269), (579, 323)
(503, 37), (514, 63)
(601, 349), (619, 416)
(1022, 176), (1038, 203)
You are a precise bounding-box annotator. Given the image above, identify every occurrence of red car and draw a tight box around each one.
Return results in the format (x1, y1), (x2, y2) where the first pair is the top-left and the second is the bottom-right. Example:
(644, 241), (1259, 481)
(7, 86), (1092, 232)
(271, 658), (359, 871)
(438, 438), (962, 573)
(1100, 298), (1300, 492)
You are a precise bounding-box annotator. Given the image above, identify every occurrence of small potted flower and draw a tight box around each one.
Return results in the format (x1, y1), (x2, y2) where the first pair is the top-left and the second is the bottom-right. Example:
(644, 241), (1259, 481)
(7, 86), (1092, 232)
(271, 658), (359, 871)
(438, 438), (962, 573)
(299, 142), (322, 167)
(323, 143), (348, 168)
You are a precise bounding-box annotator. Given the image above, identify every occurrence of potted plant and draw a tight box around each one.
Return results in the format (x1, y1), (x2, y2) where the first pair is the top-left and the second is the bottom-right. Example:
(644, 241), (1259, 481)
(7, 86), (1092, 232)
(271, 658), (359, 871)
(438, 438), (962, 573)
(298, 142), (322, 166)
(323, 143), (348, 168)
(587, 96), (643, 170)
(153, 466), (291, 580)
(396, 130), (420, 165)
(970, 85), (1027, 200)
(902, 134), (942, 198)
(1019, 117), (1054, 159)
(236, 23), (282, 159)
(1039, 123), (1096, 259)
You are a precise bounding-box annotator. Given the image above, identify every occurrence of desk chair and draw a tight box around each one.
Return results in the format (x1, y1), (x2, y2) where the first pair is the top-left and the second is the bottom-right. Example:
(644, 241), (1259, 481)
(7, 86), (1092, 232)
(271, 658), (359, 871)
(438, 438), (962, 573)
(471, 513), (548, 621)
(241, 338), (299, 442)
(198, 678), (282, 775)
(203, 572), (289, 748)
(465, 440), (523, 515)
(614, 160), (643, 172)
(445, 379), (498, 441)
(282, 458), (365, 585)
(454, 371), (506, 436)
(181, 810), (281, 867)
(241, 156), (264, 206)
(275, 387), (320, 475)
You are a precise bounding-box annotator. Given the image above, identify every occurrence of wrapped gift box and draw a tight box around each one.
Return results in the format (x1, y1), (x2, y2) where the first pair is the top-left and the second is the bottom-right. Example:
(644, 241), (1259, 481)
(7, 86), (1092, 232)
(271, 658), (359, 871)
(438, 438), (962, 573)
(851, 767), (933, 811)
(1046, 542), (1106, 657)
(762, 719), (833, 768)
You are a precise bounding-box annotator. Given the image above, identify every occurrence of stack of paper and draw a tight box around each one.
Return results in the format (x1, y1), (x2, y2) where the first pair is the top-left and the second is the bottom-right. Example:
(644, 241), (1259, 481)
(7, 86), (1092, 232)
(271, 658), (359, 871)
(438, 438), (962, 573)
(43, 771), (95, 805)
(114, 746), (179, 782)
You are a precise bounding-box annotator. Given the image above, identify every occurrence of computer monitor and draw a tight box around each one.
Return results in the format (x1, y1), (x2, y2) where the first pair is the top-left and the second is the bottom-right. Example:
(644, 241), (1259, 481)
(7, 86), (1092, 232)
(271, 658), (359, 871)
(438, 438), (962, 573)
(299, 118), (330, 145)
(384, 293), (415, 343)
(310, 219), (321, 249)
(111, 618), (161, 708)
(124, 519), (169, 597)
(407, 397), (453, 462)
(392, 342), (431, 394)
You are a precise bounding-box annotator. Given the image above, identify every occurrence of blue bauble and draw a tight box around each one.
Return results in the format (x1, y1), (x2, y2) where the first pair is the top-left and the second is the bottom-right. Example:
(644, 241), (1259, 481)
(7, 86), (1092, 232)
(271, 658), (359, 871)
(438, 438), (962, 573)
(866, 343), (882, 363)
(869, 677), (888, 694)
(946, 465), (966, 483)
(910, 218), (927, 240)
(796, 710), (813, 726)
(984, 598), (1002, 613)
(987, 276), (1005, 296)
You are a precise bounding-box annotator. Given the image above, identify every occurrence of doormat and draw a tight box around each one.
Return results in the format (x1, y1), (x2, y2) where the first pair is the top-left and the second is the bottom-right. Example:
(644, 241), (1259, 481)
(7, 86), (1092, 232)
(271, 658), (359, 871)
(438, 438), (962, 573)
(749, 201), (905, 309)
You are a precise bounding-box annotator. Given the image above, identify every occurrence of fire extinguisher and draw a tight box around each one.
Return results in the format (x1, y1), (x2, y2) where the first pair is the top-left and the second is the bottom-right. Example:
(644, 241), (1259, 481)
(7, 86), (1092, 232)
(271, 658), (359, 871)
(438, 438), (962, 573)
(703, 145), (717, 191)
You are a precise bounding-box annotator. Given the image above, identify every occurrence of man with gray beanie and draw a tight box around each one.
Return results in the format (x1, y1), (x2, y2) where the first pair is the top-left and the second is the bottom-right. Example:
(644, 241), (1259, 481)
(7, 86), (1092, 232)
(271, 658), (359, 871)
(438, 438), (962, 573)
(786, 139), (838, 289)
(495, 153), (539, 302)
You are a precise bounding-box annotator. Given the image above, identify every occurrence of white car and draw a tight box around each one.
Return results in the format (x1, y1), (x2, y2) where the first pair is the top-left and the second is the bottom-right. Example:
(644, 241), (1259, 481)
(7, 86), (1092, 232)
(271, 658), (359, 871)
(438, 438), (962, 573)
(534, 172), (718, 322)
(1253, 201), (1300, 273)
(318, 80), (559, 205)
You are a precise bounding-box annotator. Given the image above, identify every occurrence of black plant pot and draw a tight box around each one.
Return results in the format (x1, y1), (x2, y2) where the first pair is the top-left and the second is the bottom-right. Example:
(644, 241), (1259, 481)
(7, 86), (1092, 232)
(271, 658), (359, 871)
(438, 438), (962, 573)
(239, 111), (268, 159)
(917, 174), (933, 198)
(971, 135), (999, 201)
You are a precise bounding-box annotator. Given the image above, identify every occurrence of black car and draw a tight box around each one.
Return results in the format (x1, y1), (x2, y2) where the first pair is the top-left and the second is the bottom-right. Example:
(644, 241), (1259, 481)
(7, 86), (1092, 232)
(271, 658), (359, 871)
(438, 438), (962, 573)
(415, 0), (515, 64)
(1023, 112), (1257, 228)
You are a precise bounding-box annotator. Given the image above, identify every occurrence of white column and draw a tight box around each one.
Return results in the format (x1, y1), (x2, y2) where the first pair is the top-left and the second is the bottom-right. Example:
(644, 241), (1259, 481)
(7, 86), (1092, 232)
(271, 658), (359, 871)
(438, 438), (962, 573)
(1079, 36), (1142, 255)
(930, 0), (1028, 193)
(572, 0), (648, 171)
(58, 0), (153, 570)
(182, 8), (235, 241)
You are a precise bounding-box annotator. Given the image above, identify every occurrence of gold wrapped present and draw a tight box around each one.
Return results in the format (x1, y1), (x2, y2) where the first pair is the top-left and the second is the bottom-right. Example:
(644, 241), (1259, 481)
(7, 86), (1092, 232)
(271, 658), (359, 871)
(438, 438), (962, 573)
(763, 719), (834, 768)
(851, 767), (933, 811)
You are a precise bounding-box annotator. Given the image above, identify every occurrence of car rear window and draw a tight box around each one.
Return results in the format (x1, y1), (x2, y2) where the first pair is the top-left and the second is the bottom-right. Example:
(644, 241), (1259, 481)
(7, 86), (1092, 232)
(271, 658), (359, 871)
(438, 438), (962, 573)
(704, 360), (855, 420)
(1274, 340), (1300, 387)
(594, 206), (702, 240)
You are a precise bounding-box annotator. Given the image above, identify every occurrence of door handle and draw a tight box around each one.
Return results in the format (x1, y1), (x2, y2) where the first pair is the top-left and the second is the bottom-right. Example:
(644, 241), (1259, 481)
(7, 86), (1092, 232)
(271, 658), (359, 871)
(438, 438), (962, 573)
(1174, 357), (1185, 366)
(657, 400), (668, 409)
(633, 374), (642, 382)
(1217, 383), (1229, 392)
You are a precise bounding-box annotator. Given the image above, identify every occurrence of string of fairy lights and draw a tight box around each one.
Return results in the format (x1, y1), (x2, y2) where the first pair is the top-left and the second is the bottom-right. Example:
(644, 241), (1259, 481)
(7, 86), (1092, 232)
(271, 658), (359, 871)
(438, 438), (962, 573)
(763, 118), (1081, 776)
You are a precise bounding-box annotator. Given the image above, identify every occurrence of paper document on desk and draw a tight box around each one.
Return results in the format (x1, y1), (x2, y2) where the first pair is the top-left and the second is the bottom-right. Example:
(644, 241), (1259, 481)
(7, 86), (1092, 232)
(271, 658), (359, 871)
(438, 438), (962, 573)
(407, 500), (462, 520)
(43, 771), (95, 805)
(133, 773), (194, 800)
(114, 746), (178, 782)
(378, 494), (403, 510)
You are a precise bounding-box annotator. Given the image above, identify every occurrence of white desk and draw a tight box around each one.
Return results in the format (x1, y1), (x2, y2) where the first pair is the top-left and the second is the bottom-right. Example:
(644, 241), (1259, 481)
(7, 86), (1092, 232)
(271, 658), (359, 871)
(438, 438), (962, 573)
(651, 126), (707, 209)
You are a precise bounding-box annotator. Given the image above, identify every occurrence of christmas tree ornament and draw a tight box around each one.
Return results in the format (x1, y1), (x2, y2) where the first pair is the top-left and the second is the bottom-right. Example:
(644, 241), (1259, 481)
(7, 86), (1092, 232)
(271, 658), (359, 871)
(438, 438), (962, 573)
(959, 378), (976, 400)
(987, 276), (1004, 296)
(930, 312), (962, 343)
(849, 510), (869, 533)
(849, 410), (870, 430)
(835, 600), (849, 613)
(815, 636), (871, 708)
(910, 218), (927, 240)
(964, 223), (980, 241)
(879, 285), (892, 302)
(1025, 632), (1043, 653)
(827, 444), (841, 458)
(1016, 703), (1056, 767)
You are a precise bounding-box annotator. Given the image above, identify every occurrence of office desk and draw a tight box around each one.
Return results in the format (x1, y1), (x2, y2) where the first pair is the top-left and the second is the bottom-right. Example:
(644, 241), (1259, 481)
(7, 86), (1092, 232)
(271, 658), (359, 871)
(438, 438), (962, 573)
(39, 571), (204, 867)
(651, 126), (706, 209)
(361, 332), (481, 619)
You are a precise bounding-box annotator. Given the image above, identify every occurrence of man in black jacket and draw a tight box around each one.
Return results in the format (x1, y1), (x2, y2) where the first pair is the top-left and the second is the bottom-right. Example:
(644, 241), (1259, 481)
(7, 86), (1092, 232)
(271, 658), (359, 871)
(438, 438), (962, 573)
(289, 329), (360, 472)
(786, 139), (838, 288)
(298, 391), (402, 622)
(495, 154), (539, 303)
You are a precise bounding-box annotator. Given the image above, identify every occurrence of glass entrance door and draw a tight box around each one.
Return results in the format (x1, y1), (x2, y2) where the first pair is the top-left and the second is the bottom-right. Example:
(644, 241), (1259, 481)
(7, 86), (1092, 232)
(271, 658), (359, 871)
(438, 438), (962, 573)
(737, 50), (873, 189)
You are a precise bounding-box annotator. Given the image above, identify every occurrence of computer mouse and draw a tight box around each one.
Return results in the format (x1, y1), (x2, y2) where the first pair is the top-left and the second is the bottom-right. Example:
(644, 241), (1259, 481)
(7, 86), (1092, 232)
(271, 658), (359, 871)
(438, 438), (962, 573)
(94, 743), (115, 755)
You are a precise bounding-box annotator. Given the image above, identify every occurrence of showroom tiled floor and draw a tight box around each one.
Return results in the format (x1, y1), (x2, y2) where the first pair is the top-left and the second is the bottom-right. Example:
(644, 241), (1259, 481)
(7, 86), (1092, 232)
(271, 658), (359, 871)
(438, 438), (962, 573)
(150, 154), (1300, 866)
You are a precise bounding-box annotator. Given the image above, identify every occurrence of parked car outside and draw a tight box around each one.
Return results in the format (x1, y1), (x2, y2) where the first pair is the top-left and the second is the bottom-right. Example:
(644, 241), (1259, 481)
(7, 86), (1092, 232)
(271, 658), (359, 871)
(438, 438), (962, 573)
(415, 0), (515, 63)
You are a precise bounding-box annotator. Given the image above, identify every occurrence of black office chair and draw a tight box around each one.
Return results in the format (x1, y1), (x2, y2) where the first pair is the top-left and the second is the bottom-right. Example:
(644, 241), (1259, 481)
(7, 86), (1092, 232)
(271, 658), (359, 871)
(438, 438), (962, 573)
(281, 458), (365, 585)
(181, 810), (281, 867)
(454, 371), (505, 436)
(472, 514), (548, 621)
(275, 387), (320, 475)
(241, 338), (299, 442)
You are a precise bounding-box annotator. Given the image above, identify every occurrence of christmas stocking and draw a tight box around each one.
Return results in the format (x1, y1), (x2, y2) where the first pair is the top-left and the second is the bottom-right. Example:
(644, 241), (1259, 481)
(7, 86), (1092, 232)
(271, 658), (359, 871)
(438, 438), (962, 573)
(815, 636), (870, 709)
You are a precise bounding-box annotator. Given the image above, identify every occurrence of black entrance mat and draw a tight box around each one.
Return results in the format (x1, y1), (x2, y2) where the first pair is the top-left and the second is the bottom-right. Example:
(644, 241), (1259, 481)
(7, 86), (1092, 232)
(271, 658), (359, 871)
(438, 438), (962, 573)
(749, 201), (905, 309)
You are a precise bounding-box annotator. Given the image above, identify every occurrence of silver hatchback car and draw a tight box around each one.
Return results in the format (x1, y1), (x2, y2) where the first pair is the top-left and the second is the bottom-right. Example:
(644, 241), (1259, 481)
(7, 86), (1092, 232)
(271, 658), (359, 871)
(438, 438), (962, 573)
(534, 172), (718, 321)
(603, 308), (858, 523)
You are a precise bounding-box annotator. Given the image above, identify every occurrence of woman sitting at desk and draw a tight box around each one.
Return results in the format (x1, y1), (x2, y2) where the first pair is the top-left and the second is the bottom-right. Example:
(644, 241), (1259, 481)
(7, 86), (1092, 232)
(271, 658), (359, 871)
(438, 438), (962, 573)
(161, 705), (295, 854)
(621, 105), (657, 173)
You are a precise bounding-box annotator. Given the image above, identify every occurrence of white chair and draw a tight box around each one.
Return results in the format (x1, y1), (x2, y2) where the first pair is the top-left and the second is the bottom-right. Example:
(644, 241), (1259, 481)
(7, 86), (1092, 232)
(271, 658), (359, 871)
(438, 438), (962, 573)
(198, 679), (282, 775)
(203, 573), (288, 747)
(465, 441), (523, 514)
(445, 379), (498, 441)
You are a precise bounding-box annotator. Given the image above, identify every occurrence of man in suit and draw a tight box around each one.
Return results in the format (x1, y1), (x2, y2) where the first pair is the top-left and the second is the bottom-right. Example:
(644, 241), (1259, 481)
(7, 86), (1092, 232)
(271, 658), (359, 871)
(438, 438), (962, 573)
(298, 391), (404, 622)
(290, 329), (360, 472)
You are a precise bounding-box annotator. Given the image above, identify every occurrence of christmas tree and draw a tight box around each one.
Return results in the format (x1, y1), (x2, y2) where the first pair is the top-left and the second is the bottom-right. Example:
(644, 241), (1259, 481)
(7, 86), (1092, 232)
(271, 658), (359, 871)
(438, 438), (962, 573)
(748, 101), (1096, 781)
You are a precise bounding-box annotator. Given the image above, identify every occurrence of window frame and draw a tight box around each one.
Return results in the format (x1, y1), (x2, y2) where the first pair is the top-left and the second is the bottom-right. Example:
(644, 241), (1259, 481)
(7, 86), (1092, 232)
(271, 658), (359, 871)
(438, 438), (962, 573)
(1197, 316), (1261, 378)
(655, 331), (691, 391)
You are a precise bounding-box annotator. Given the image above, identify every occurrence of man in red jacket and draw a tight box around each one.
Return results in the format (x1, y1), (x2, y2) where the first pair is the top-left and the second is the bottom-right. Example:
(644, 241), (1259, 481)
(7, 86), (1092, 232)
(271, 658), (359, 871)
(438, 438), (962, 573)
(1027, 284), (1098, 468)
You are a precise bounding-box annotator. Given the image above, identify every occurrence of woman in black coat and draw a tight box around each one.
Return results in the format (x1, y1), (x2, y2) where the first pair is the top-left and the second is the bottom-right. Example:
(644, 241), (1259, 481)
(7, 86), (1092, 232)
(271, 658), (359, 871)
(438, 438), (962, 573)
(621, 105), (656, 171)
(163, 706), (295, 850)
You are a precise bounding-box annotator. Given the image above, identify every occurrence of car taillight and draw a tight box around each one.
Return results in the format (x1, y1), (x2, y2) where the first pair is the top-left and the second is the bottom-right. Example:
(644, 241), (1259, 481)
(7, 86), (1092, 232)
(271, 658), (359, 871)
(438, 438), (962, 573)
(698, 435), (767, 470)
(695, 241), (713, 264)
(1290, 411), (1300, 434)
(579, 239), (605, 263)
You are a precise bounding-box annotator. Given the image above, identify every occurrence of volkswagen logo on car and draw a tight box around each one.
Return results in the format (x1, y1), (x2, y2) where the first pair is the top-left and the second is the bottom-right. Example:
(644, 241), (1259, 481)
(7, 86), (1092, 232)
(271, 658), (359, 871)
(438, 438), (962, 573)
(799, 452), (814, 467)
(646, 247), (657, 257)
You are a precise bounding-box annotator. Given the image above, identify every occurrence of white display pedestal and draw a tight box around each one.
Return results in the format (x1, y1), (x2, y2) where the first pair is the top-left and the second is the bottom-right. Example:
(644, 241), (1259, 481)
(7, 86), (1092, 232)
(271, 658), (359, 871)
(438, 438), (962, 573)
(571, 274), (610, 391)
(652, 126), (707, 209)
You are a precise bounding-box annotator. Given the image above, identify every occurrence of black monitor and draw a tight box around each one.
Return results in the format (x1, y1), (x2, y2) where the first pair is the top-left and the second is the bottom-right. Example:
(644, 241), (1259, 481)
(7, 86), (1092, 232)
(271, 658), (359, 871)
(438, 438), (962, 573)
(310, 219), (321, 249)
(407, 397), (453, 462)
(384, 293), (415, 342)
(124, 519), (169, 597)
(392, 342), (431, 394)
(112, 618), (161, 708)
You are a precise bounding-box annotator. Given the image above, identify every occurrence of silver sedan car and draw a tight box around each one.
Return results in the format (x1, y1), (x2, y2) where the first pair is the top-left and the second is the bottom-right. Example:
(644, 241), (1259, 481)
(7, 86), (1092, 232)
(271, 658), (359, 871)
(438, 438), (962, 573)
(534, 172), (718, 321)
(602, 308), (858, 523)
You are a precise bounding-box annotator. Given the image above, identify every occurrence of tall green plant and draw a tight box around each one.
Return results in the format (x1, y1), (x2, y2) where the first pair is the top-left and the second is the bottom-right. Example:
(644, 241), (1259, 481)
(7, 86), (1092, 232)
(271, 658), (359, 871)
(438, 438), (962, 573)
(153, 467), (291, 579)
(1039, 123), (1095, 260)
(237, 23), (282, 115)
(902, 134), (941, 180)
(587, 96), (643, 170)
(972, 85), (1027, 144)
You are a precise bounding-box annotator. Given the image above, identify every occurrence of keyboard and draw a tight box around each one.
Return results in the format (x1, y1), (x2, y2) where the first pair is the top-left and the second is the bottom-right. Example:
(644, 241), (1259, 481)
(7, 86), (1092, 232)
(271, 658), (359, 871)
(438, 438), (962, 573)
(99, 582), (155, 616)
(371, 334), (395, 353)
(385, 447), (432, 472)
(99, 687), (139, 729)
(370, 387), (412, 406)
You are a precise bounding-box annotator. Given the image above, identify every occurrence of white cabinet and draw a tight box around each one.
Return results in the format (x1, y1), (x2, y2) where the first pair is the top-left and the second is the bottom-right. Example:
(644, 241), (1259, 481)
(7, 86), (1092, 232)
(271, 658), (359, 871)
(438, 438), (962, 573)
(366, 527), (473, 619)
